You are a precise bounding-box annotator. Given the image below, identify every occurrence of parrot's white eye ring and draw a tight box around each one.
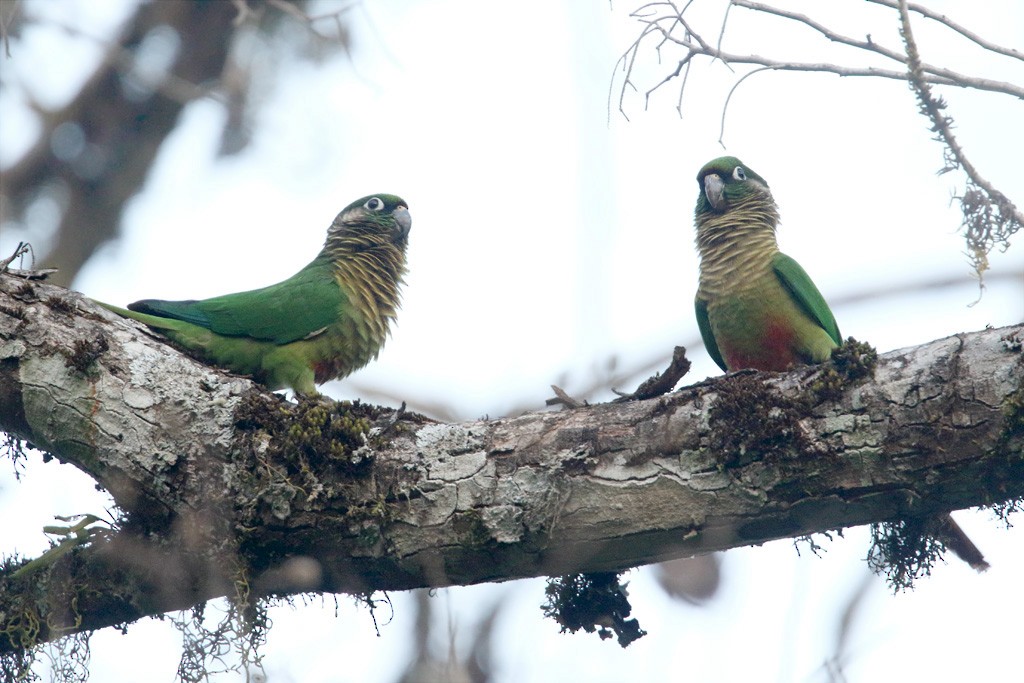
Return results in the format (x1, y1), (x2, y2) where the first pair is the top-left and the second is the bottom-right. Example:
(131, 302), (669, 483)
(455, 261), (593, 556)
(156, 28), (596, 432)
(732, 166), (747, 181)
(364, 197), (384, 211)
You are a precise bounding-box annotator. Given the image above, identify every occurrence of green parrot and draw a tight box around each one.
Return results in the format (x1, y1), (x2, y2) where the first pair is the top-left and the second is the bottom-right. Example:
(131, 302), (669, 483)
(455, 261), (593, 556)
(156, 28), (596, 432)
(693, 156), (840, 373)
(100, 194), (411, 396)
(692, 156), (988, 571)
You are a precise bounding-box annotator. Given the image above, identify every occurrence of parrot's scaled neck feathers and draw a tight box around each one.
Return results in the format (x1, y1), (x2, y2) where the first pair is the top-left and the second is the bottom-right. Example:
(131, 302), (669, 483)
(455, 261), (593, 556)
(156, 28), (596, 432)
(324, 213), (408, 347)
(695, 191), (781, 299)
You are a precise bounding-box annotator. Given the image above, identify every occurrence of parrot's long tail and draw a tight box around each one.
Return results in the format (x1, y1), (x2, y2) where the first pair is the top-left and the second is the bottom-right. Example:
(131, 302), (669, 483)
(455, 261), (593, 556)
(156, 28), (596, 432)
(94, 300), (188, 332)
(937, 513), (990, 572)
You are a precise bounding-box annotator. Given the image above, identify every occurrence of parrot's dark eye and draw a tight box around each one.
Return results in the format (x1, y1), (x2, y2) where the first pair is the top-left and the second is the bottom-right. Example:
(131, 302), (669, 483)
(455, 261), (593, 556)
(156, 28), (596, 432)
(364, 197), (384, 211)
(732, 166), (747, 181)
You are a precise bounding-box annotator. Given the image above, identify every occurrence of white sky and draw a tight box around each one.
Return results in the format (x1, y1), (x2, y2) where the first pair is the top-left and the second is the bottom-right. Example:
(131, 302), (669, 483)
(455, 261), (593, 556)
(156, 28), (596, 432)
(1, 0), (1022, 681)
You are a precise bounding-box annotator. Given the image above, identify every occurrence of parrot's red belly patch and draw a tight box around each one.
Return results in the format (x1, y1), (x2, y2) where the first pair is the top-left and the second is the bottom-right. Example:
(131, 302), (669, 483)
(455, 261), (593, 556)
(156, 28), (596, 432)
(314, 359), (343, 383)
(720, 318), (801, 372)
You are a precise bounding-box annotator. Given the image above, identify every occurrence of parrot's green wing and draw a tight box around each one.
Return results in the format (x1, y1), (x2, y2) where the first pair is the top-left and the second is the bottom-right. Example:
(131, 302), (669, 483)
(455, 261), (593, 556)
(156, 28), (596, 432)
(129, 257), (344, 345)
(772, 253), (841, 346)
(695, 297), (728, 372)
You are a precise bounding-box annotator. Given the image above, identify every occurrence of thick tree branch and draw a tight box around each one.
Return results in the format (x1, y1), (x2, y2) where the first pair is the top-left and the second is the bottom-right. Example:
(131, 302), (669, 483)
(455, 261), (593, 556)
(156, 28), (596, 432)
(1, 273), (1022, 652)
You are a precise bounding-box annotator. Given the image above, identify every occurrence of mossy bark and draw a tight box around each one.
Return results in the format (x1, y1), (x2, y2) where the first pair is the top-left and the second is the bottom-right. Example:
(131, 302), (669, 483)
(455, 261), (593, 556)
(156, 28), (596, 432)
(2, 272), (1022, 653)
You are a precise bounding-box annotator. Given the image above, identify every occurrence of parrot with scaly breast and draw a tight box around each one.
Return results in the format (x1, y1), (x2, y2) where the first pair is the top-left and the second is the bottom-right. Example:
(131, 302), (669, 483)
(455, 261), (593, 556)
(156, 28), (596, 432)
(100, 194), (411, 396)
(692, 156), (988, 571)
(694, 156), (840, 373)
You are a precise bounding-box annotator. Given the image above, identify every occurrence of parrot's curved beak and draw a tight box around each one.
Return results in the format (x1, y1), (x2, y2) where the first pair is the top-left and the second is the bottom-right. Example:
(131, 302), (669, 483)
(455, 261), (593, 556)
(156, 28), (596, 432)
(703, 173), (726, 212)
(393, 206), (412, 240)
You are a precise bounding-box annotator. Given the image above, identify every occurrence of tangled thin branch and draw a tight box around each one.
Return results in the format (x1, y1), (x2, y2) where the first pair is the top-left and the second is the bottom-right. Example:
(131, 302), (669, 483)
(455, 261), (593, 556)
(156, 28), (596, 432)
(896, 0), (1022, 283)
(614, 0), (1022, 121)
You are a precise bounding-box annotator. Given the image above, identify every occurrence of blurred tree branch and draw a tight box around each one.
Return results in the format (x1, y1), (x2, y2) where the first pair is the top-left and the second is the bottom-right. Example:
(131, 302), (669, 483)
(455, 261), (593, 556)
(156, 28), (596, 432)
(1, 1), (237, 287)
(2, 273), (1022, 653)
(616, 0), (1022, 280)
(0, 0), (350, 287)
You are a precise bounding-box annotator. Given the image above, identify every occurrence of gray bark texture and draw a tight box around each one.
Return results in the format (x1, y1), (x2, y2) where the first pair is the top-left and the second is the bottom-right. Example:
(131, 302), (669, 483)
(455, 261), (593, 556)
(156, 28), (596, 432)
(1, 271), (1022, 652)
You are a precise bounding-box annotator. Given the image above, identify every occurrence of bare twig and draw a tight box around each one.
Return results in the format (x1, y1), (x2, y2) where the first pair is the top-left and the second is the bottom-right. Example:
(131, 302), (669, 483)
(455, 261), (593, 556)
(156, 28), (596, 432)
(612, 345), (692, 402)
(732, 0), (910, 63)
(717, 65), (770, 146)
(0, 242), (31, 273)
(0, 242), (56, 280)
(636, 10), (1023, 99)
(868, 0), (1024, 61)
(546, 385), (587, 409)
